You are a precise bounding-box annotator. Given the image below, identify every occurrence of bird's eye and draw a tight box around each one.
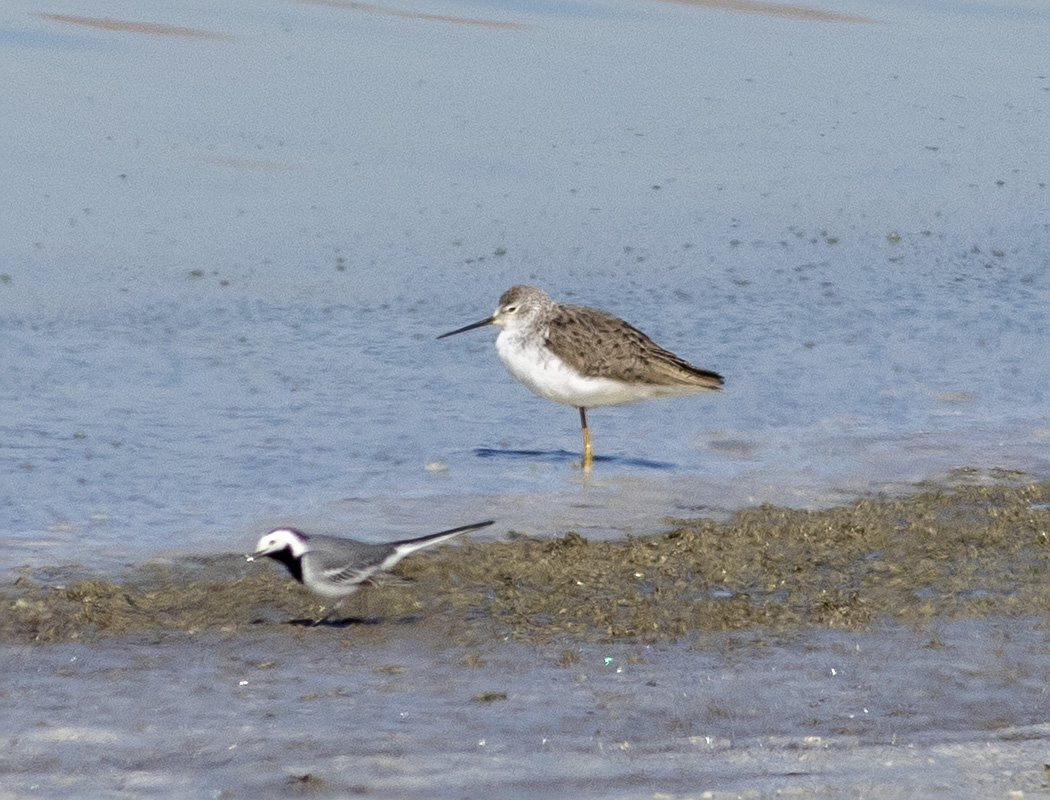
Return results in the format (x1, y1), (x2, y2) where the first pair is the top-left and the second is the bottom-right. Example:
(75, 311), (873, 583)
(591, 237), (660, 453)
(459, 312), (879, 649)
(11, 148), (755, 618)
(506, 305), (518, 313)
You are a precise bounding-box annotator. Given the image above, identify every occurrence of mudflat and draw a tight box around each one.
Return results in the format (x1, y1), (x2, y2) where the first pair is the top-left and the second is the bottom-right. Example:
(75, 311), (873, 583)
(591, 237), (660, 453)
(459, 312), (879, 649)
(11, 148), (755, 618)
(3, 480), (1050, 798)
(6, 479), (1049, 643)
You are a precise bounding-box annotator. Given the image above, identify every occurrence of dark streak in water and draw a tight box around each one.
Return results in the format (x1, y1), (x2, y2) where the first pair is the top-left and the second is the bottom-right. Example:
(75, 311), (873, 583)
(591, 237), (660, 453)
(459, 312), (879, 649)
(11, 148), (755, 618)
(32, 12), (235, 40)
(292, 0), (534, 30)
(645, 0), (882, 23)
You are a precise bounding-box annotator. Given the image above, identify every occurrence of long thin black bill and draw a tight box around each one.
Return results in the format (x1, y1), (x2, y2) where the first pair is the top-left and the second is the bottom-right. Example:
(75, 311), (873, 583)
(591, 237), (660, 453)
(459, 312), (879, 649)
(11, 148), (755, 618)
(437, 317), (494, 339)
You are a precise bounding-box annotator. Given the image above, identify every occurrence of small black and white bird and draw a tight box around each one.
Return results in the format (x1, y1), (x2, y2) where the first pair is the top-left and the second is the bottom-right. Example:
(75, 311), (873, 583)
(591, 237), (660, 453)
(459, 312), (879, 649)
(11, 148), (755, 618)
(251, 520), (494, 609)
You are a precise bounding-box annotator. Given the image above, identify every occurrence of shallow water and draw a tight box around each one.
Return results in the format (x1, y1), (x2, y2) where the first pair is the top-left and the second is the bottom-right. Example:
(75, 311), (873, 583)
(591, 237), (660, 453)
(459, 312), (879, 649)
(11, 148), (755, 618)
(2, 0), (1049, 570)
(3, 618), (1049, 798)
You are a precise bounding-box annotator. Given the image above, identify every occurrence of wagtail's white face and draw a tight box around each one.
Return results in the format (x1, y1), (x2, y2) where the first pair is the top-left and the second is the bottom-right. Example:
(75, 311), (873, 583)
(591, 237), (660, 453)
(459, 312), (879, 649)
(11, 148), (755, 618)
(254, 527), (308, 559)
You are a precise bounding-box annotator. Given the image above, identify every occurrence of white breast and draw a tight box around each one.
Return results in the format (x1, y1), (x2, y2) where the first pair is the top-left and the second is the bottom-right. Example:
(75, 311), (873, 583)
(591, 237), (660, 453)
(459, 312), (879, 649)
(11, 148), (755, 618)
(495, 330), (655, 408)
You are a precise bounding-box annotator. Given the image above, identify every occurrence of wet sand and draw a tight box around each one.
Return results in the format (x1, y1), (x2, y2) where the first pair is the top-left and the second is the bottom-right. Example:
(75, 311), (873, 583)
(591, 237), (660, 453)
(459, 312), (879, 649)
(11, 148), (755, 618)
(3, 480), (1050, 797)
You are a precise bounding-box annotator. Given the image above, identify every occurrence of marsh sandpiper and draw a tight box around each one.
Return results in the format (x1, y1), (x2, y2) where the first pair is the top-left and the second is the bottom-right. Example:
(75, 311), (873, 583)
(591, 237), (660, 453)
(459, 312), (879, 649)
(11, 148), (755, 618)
(438, 285), (723, 469)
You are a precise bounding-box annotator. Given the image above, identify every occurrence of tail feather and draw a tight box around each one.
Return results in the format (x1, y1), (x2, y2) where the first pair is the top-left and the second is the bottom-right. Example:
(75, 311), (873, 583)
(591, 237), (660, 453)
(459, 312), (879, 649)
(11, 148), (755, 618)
(391, 520), (494, 557)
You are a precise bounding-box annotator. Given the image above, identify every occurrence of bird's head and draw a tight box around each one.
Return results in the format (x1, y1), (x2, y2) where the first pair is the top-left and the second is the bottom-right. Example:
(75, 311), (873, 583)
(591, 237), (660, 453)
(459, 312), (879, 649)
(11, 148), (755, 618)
(253, 527), (309, 560)
(437, 285), (550, 338)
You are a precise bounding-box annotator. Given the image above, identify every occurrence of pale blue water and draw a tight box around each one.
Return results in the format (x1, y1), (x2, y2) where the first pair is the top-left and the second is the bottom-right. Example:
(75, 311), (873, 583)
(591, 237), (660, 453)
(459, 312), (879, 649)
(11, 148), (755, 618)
(3, 3), (1050, 798)
(2, 0), (1049, 569)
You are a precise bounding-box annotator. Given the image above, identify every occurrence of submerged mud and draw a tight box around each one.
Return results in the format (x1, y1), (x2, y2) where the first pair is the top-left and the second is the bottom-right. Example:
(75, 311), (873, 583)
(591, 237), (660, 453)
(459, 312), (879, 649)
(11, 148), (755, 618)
(4, 480), (1050, 645)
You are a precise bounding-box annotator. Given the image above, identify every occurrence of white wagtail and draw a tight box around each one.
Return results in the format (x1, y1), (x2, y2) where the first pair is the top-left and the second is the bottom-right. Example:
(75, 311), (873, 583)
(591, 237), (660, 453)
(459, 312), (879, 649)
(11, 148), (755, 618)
(251, 520), (494, 621)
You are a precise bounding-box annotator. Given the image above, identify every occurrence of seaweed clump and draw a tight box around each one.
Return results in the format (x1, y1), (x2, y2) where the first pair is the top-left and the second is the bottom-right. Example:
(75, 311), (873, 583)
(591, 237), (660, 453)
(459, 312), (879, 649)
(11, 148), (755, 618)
(2, 481), (1049, 644)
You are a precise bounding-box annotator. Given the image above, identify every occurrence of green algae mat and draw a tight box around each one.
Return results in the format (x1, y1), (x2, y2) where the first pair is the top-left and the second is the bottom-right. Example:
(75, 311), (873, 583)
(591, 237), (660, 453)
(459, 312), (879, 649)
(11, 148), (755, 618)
(5, 481), (1050, 643)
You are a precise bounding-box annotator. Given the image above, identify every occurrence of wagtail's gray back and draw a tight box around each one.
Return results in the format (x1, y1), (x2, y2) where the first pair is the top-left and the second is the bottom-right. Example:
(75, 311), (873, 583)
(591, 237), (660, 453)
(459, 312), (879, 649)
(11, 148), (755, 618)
(253, 520), (494, 600)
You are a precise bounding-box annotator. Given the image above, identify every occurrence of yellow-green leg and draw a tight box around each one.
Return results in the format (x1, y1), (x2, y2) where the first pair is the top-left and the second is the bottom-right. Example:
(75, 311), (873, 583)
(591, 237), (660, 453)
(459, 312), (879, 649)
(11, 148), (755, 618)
(579, 407), (593, 469)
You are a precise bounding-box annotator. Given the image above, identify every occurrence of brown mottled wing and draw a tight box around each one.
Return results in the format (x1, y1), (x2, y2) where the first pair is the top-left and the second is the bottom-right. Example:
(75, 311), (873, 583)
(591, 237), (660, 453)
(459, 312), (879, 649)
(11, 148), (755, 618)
(544, 304), (724, 388)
